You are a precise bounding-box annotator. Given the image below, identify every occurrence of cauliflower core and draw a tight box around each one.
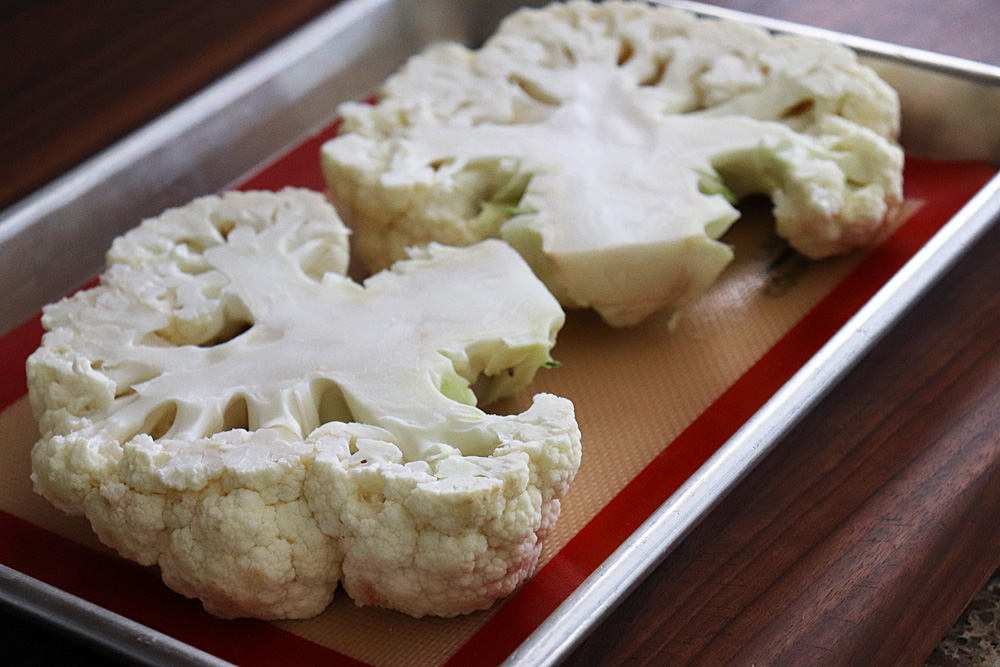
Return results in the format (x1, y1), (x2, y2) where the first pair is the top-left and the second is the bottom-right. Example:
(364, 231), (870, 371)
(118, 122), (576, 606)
(322, 0), (905, 326)
(27, 189), (581, 620)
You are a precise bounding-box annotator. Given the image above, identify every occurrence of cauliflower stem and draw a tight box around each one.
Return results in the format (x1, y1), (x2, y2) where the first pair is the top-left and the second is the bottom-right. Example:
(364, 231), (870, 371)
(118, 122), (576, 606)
(28, 189), (582, 620)
(322, 0), (904, 326)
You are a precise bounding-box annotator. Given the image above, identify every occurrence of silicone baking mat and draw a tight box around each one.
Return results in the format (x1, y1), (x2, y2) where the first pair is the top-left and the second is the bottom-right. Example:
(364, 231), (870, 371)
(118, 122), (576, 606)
(0, 119), (994, 665)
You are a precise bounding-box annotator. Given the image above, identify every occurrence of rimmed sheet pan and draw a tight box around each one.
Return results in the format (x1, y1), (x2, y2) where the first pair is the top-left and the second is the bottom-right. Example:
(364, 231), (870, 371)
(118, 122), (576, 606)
(1, 2), (998, 665)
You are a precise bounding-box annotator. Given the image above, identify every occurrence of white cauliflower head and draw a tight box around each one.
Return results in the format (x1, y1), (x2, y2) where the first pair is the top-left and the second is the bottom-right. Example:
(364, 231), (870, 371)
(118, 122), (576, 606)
(28, 189), (581, 619)
(322, 0), (904, 326)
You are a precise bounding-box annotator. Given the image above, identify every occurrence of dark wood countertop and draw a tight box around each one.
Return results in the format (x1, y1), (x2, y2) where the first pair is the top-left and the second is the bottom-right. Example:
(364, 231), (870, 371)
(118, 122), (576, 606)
(567, 3), (1000, 665)
(2, 1), (999, 666)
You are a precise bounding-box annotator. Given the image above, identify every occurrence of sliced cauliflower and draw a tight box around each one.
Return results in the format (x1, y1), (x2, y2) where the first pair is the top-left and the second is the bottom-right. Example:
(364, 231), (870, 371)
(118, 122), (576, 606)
(322, 0), (904, 326)
(28, 188), (581, 620)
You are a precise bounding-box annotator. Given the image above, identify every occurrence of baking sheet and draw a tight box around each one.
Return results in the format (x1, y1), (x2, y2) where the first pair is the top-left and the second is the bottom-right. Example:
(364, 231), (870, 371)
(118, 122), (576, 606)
(2, 1), (1000, 665)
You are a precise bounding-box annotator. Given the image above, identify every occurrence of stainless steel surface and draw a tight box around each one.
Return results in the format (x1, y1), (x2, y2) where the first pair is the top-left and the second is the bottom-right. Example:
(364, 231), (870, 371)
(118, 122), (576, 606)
(0, 0), (551, 341)
(0, 0), (411, 338)
(0, 0), (525, 663)
(2, 1), (999, 666)
(667, 0), (1000, 161)
(507, 174), (1000, 667)
(0, 564), (235, 667)
(505, 3), (1000, 665)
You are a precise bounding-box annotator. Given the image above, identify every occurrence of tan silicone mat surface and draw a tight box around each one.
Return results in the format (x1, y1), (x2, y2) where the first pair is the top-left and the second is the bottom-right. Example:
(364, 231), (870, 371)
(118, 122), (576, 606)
(0, 201), (872, 666)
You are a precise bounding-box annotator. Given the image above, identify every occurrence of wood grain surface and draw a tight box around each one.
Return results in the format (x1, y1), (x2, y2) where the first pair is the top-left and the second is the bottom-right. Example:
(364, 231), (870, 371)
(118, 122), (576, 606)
(0, 0), (339, 211)
(1, 1), (999, 666)
(568, 2), (1000, 665)
(568, 210), (1000, 665)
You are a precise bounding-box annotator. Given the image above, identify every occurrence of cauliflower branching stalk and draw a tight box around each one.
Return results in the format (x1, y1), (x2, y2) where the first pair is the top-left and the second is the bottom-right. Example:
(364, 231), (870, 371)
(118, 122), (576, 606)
(322, 0), (905, 326)
(27, 189), (582, 620)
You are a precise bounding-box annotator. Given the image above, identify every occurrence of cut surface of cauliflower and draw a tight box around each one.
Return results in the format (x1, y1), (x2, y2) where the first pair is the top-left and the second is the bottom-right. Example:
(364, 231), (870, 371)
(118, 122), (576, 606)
(322, 0), (904, 326)
(28, 188), (581, 620)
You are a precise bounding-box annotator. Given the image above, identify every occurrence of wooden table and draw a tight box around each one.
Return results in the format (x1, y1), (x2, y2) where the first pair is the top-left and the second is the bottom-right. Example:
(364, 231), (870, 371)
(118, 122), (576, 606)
(1, 1), (998, 665)
(569, 2), (1000, 665)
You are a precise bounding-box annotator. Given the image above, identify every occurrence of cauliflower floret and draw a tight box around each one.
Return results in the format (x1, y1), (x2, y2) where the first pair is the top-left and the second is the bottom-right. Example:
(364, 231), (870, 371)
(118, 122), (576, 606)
(306, 394), (578, 616)
(322, 0), (904, 326)
(28, 189), (581, 619)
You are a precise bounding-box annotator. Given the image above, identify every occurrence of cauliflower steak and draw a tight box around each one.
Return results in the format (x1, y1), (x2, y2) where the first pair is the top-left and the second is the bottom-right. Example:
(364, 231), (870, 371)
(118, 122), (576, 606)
(322, 0), (905, 326)
(27, 189), (581, 620)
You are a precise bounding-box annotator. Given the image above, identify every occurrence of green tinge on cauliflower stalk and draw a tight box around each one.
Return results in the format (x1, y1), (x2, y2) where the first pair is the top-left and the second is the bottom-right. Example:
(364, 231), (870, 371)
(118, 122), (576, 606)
(321, 0), (905, 326)
(27, 189), (582, 620)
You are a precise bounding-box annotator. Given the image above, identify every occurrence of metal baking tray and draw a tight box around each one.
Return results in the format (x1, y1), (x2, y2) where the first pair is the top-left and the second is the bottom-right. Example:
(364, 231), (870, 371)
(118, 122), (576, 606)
(1, 1), (999, 665)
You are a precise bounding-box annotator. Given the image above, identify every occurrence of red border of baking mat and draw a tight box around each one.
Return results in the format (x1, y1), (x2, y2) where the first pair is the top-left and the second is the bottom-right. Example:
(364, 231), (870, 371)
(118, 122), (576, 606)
(0, 130), (995, 667)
